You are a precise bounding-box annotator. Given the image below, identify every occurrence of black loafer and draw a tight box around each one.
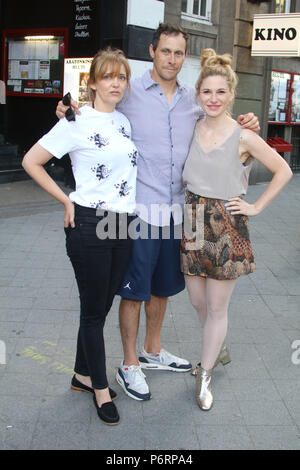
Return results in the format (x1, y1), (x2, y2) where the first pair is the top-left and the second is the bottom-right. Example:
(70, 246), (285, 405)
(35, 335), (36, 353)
(93, 395), (120, 425)
(70, 375), (117, 400)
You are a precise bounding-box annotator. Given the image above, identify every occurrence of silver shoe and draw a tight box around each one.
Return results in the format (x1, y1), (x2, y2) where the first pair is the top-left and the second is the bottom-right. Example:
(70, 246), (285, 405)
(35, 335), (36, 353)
(196, 366), (213, 411)
(191, 344), (231, 376)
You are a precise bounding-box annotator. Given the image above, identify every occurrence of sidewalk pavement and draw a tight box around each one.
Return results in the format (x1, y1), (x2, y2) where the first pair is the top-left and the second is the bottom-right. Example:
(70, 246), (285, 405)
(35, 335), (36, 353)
(0, 177), (300, 451)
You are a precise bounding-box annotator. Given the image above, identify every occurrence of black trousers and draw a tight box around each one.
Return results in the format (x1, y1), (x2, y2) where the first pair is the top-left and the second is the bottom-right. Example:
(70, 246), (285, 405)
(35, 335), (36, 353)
(65, 204), (133, 389)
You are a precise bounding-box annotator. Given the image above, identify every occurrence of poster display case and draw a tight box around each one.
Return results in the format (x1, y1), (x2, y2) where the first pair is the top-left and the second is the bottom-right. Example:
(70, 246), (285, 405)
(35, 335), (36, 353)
(268, 71), (291, 123)
(63, 57), (92, 106)
(1, 28), (68, 98)
(269, 70), (300, 125)
(291, 74), (300, 123)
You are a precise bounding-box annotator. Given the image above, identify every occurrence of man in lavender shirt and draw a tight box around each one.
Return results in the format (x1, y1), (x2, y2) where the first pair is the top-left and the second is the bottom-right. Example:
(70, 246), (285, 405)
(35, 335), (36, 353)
(56, 24), (259, 402)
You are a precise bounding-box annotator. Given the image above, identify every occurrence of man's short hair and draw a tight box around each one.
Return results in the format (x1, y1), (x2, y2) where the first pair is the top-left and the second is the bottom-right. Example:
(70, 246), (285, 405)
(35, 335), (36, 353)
(152, 23), (188, 52)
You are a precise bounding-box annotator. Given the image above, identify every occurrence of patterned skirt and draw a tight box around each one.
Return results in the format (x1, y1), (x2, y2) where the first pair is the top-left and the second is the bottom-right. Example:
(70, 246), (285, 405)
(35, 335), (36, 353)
(181, 191), (256, 280)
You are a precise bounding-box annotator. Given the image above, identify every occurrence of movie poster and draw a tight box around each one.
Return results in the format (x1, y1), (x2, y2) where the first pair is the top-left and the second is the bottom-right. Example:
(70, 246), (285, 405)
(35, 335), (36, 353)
(63, 57), (92, 106)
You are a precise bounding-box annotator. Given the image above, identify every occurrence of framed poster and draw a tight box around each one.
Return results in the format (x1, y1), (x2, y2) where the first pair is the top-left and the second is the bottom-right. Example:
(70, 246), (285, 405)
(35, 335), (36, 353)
(2, 28), (68, 98)
(63, 57), (92, 106)
(291, 74), (300, 123)
(268, 70), (300, 125)
(268, 71), (291, 123)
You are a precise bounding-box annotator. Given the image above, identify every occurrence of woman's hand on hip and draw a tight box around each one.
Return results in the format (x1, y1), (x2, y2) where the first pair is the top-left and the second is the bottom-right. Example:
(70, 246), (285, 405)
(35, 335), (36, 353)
(225, 197), (260, 216)
(64, 200), (75, 228)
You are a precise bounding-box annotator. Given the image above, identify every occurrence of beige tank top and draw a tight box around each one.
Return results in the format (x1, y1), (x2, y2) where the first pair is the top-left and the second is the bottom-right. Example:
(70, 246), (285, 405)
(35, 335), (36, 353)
(182, 121), (253, 200)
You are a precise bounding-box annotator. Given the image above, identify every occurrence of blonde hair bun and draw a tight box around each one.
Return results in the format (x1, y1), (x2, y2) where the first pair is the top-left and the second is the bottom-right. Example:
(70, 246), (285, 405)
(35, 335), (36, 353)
(201, 48), (232, 68)
(196, 48), (238, 92)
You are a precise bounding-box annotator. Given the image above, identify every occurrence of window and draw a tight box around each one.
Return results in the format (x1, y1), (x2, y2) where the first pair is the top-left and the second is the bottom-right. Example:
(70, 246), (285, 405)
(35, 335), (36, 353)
(291, 75), (300, 123)
(181, 0), (212, 22)
(275, 0), (291, 13)
(269, 70), (300, 125)
(269, 71), (291, 122)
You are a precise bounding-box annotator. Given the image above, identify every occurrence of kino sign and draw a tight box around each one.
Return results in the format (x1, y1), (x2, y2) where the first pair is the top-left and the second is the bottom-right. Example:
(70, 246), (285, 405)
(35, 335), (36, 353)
(252, 13), (300, 57)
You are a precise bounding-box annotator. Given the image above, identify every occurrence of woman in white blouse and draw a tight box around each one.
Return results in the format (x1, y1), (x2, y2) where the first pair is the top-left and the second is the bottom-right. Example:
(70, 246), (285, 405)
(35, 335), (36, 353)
(22, 48), (138, 425)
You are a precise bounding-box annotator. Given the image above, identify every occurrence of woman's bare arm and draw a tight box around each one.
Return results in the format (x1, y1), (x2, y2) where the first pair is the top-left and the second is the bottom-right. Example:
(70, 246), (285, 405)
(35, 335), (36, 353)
(226, 129), (293, 216)
(22, 143), (75, 227)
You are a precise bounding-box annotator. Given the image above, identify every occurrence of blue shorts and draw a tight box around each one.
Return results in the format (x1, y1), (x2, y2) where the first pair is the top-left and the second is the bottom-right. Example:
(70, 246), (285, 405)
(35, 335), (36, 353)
(117, 218), (185, 301)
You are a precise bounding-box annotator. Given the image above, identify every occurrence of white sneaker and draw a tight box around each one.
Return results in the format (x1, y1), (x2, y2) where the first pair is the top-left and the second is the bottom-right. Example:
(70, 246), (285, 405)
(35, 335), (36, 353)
(139, 348), (192, 372)
(116, 363), (151, 401)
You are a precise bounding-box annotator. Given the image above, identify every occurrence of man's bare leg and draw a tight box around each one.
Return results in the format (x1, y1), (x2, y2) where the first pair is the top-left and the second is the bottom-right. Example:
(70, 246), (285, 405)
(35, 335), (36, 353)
(119, 298), (142, 365)
(144, 295), (168, 353)
(117, 298), (151, 401)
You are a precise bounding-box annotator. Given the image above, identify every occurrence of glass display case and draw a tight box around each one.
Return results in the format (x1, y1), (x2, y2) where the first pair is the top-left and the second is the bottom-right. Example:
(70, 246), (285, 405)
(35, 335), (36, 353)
(269, 70), (300, 125)
(2, 28), (68, 98)
(291, 74), (300, 124)
(268, 71), (291, 123)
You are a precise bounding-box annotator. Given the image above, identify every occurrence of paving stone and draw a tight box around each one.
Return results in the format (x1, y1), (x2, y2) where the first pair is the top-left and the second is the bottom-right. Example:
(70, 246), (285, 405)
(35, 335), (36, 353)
(238, 399), (294, 426)
(1, 297), (34, 309)
(26, 309), (66, 324)
(0, 308), (30, 322)
(262, 295), (300, 316)
(105, 339), (127, 358)
(0, 395), (42, 424)
(59, 322), (79, 340)
(229, 294), (274, 317)
(63, 311), (80, 325)
(195, 425), (254, 450)
(248, 326), (291, 345)
(144, 424), (200, 450)
(31, 421), (90, 450)
(38, 392), (93, 423)
(45, 268), (74, 279)
(0, 321), (26, 338)
(0, 372), (48, 397)
(88, 424), (146, 450)
(247, 426), (300, 450)
(0, 421), (36, 450)
(224, 344), (270, 380)
(241, 313), (279, 329)
(22, 322), (63, 340)
(143, 370), (189, 398)
(172, 311), (201, 329)
(177, 341), (202, 364)
(234, 277), (258, 295)
(256, 343), (299, 380)
(191, 399), (245, 426)
(169, 300), (196, 315)
(0, 267), (19, 279)
(32, 295), (79, 311)
(142, 397), (195, 426)
(279, 277), (300, 296)
(40, 276), (74, 289)
(230, 379), (282, 402)
(226, 327), (254, 344)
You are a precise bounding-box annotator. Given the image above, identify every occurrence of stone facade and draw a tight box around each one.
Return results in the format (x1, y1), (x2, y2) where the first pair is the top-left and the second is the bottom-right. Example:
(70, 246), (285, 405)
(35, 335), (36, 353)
(164, 0), (299, 183)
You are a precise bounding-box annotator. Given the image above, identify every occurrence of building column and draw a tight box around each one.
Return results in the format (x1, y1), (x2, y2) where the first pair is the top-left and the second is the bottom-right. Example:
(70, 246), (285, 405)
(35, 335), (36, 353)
(232, 0), (273, 182)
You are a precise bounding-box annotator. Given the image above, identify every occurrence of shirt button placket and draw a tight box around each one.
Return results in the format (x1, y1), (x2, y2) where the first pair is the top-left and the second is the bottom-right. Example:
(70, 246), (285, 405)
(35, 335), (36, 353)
(169, 113), (174, 205)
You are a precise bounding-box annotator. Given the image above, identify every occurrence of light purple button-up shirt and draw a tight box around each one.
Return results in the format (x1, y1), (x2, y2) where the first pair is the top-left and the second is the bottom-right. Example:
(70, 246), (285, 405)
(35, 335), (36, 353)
(117, 70), (203, 225)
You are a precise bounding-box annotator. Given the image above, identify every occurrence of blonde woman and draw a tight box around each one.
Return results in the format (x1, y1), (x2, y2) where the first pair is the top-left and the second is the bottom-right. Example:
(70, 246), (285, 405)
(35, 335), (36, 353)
(181, 49), (292, 411)
(22, 48), (138, 425)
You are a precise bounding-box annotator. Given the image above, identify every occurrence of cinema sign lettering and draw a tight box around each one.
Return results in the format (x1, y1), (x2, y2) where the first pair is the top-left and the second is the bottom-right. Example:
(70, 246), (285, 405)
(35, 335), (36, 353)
(252, 13), (300, 57)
